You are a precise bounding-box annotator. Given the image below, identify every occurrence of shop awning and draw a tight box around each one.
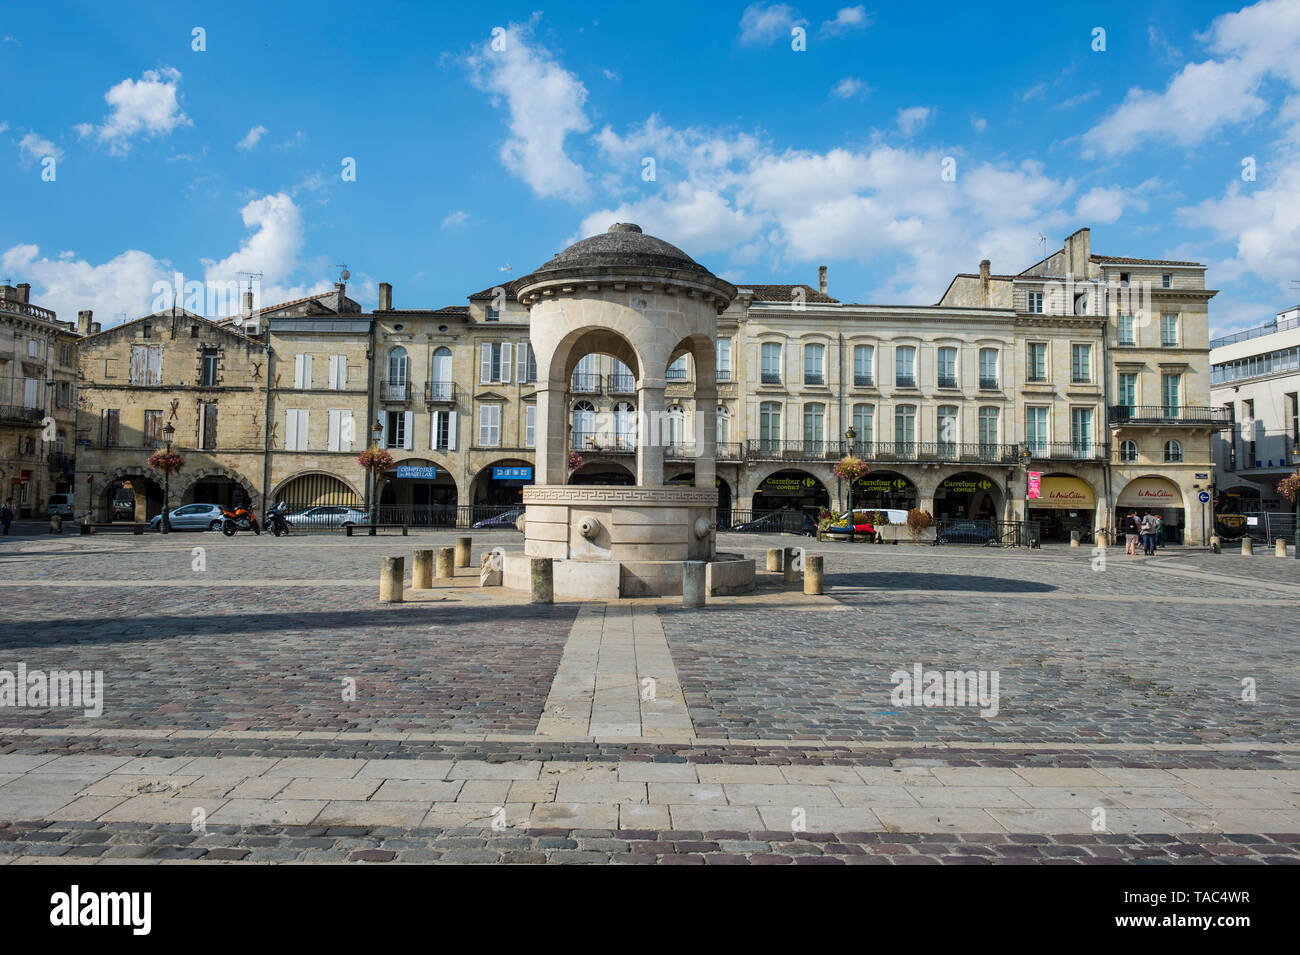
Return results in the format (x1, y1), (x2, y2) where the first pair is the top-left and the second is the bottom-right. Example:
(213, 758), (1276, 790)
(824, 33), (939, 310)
(1117, 477), (1183, 508)
(1030, 476), (1095, 510)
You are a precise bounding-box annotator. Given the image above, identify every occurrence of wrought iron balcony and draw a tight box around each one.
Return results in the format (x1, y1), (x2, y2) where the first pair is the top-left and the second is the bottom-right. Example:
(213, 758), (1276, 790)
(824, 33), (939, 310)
(853, 374), (873, 388)
(608, 374), (636, 394)
(571, 430), (635, 453)
(382, 380), (409, 401)
(0, 404), (42, 426)
(760, 371), (782, 385)
(424, 381), (455, 403)
(571, 373), (602, 393)
(937, 375), (958, 389)
(747, 439), (1021, 464)
(715, 369), (732, 383)
(1027, 441), (1108, 462)
(895, 375), (917, 388)
(666, 366), (689, 381)
(803, 373), (825, 386)
(1108, 405), (1230, 426)
(978, 376), (999, 390)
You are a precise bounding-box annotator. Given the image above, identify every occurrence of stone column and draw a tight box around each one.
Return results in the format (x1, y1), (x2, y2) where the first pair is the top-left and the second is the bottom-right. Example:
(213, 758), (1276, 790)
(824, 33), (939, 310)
(693, 386), (716, 494)
(379, 556), (404, 603)
(455, 536), (472, 567)
(412, 549), (433, 589)
(533, 385), (568, 487)
(637, 382), (666, 486)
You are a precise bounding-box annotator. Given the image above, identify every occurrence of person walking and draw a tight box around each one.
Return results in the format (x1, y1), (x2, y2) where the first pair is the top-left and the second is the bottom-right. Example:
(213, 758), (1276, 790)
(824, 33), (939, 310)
(1153, 513), (1164, 551)
(1140, 512), (1156, 556)
(1124, 511), (1141, 555)
(1, 498), (13, 535)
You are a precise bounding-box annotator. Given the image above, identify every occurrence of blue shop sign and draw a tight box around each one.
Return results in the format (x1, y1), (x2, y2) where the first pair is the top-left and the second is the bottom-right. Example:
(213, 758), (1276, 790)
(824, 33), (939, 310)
(492, 466), (533, 481)
(395, 465), (438, 480)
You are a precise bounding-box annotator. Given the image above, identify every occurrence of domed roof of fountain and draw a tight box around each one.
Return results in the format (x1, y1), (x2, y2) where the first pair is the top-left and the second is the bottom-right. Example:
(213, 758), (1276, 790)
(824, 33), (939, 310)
(529, 224), (714, 277)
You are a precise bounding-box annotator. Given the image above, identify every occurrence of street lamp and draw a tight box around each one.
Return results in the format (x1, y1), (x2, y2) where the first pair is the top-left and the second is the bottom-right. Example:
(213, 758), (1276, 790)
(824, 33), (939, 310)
(368, 418), (384, 525)
(1018, 443), (1032, 539)
(845, 426), (857, 543)
(160, 422), (175, 534)
(1291, 446), (1300, 560)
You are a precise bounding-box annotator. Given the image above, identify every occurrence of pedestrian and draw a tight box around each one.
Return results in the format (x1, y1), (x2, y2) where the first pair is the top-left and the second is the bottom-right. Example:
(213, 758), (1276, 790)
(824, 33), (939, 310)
(1153, 513), (1163, 550)
(1124, 511), (1141, 555)
(1140, 512), (1156, 556)
(1, 498), (13, 535)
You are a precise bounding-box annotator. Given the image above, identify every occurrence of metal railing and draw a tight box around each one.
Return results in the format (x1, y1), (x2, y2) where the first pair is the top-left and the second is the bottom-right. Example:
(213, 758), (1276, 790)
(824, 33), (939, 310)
(934, 519), (1041, 548)
(803, 373), (825, 386)
(720, 508), (808, 534)
(853, 375), (873, 387)
(382, 380), (409, 401)
(1214, 511), (1297, 546)
(1108, 405), (1230, 425)
(746, 439), (1021, 464)
(425, 381), (455, 402)
(937, 375), (958, 389)
(276, 502), (525, 533)
(571, 373), (602, 393)
(895, 375), (916, 388)
(0, 404), (42, 425)
(1029, 441), (1108, 462)
(979, 376), (999, 390)
(1210, 314), (1300, 348)
(571, 431), (635, 452)
(666, 367), (689, 381)
(716, 369), (732, 382)
(608, 374), (635, 394)
(761, 372), (782, 385)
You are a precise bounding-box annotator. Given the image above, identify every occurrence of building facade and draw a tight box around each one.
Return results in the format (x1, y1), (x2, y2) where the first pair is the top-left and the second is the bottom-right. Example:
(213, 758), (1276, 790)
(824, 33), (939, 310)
(1210, 307), (1300, 513)
(1, 284), (79, 517)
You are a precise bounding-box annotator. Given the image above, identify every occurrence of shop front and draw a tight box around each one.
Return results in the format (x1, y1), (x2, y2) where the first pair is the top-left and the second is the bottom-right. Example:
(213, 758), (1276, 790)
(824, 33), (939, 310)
(850, 471), (917, 512)
(1026, 474), (1096, 542)
(752, 470), (829, 516)
(933, 472), (1001, 522)
(1116, 476), (1185, 544)
(473, 460), (534, 506)
(380, 460), (458, 524)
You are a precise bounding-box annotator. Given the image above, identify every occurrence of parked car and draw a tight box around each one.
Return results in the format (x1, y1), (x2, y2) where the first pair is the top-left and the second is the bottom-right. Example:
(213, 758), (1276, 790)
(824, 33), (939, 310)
(149, 503), (226, 532)
(823, 510), (877, 540)
(286, 506), (371, 529)
(111, 497), (135, 521)
(46, 494), (74, 517)
(472, 508), (524, 529)
(728, 512), (817, 536)
(936, 519), (999, 545)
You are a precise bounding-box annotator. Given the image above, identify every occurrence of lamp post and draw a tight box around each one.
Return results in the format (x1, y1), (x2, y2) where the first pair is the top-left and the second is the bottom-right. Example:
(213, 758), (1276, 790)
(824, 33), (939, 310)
(845, 426), (857, 543)
(1291, 447), (1300, 560)
(160, 422), (175, 534)
(368, 418), (384, 526)
(1018, 442), (1032, 542)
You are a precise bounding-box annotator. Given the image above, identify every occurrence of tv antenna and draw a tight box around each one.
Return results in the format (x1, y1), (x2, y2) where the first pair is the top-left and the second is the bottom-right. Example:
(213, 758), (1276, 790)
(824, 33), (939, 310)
(1036, 232), (1048, 253)
(499, 264), (512, 273)
(335, 263), (351, 282)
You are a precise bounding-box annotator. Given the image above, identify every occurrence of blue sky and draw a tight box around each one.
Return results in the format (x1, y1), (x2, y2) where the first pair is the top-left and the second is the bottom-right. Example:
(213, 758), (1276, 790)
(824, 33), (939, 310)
(3, 0), (1299, 335)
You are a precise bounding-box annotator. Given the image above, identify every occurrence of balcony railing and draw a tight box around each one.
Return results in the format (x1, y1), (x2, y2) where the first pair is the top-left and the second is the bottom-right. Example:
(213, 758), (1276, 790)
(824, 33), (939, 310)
(0, 300), (57, 323)
(746, 439), (1021, 464)
(803, 373), (825, 386)
(979, 376), (999, 390)
(760, 372), (782, 385)
(716, 369), (732, 383)
(571, 373), (602, 393)
(571, 431), (635, 453)
(666, 367), (689, 381)
(382, 380), (409, 401)
(1027, 441), (1108, 462)
(895, 375), (917, 388)
(937, 375), (958, 389)
(1108, 405), (1230, 426)
(424, 381), (455, 403)
(0, 404), (42, 426)
(853, 375), (873, 388)
(47, 452), (74, 472)
(608, 374), (636, 394)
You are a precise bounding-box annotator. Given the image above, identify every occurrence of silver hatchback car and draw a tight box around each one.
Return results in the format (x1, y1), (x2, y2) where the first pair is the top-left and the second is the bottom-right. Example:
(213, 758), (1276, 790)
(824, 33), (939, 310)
(150, 503), (227, 531)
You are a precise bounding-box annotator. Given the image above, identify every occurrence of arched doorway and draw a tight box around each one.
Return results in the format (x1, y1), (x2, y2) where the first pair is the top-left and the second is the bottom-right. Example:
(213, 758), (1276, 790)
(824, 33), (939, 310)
(186, 475), (252, 509)
(102, 473), (165, 522)
(275, 472), (361, 509)
(752, 469), (829, 517)
(934, 471), (1002, 522)
(570, 461), (634, 486)
(1028, 473), (1097, 542)
(471, 458), (534, 506)
(1116, 475), (1185, 544)
(851, 471), (917, 511)
(379, 458), (458, 525)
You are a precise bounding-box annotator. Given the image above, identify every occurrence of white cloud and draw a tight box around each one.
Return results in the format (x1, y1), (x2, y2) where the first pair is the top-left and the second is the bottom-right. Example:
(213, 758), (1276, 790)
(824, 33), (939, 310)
(274, 130), (306, 151)
(1084, 0), (1300, 157)
(442, 210), (470, 228)
(831, 77), (867, 99)
(1074, 185), (1149, 224)
(18, 131), (61, 164)
(971, 116), (988, 133)
(236, 125), (267, 150)
(1, 243), (171, 326)
(201, 193), (308, 310)
(896, 106), (930, 136)
(466, 20), (590, 200)
(821, 6), (873, 37)
(0, 121), (9, 134)
(1055, 89), (1099, 110)
(75, 67), (192, 155)
(602, 68), (621, 82)
(578, 185), (759, 257)
(1021, 83), (1046, 102)
(738, 4), (806, 46)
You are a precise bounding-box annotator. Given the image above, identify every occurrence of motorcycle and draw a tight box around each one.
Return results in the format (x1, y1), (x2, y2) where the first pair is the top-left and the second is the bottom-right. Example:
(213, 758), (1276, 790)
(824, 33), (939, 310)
(264, 501), (290, 537)
(220, 505), (260, 536)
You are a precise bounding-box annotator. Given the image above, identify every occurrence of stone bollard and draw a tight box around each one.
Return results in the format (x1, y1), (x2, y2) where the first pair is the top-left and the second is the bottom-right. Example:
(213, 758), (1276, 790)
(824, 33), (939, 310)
(803, 554), (824, 595)
(455, 536), (472, 568)
(49, 514), (63, 534)
(379, 556), (405, 603)
(1210, 535), (1221, 554)
(412, 549), (433, 589)
(1241, 538), (1253, 556)
(783, 547), (800, 587)
(530, 557), (553, 604)
(1069, 530), (1080, 548)
(1277, 538), (1288, 558)
(682, 561), (706, 608)
(766, 548), (782, 572)
(436, 547), (455, 579)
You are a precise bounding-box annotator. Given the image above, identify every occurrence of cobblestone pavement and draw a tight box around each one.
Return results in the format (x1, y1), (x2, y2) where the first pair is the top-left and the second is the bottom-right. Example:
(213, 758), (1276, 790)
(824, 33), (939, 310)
(0, 531), (1296, 863)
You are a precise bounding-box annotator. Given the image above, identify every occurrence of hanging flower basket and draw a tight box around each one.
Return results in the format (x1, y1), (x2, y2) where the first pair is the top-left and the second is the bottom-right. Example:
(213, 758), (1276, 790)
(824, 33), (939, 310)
(832, 454), (870, 484)
(568, 451), (584, 472)
(147, 450), (185, 474)
(1278, 472), (1300, 504)
(357, 447), (394, 475)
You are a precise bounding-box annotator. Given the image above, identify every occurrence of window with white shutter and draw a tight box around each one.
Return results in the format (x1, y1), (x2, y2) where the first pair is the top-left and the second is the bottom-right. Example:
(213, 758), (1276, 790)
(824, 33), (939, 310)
(294, 354), (312, 389)
(479, 405), (501, 446)
(500, 343), (512, 383)
(516, 343), (529, 383)
(525, 405), (536, 447)
(284, 410), (309, 451)
(328, 355), (347, 389)
(402, 411), (414, 450)
(480, 343), (493, 383)
(446, 411), (457, 451)
(327, 410), (353, 451)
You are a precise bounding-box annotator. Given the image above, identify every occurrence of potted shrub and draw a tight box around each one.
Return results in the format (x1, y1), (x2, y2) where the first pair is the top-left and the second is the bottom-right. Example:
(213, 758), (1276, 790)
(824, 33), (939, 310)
(815, 507), (835, 541)
(906, 508), (934, 543)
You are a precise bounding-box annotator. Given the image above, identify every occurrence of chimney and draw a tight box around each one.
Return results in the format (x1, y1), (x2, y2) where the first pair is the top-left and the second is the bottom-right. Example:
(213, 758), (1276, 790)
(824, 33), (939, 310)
(91, 321), (102, 334)
(16, 283), (30, 304)
(378, 282), (392, 312)
(78, 310), (93, 336)
(979, 259), (991, 306)
(818, 265), (828, 296)
(242, 289), (254, 317)
(335, 282), (346, 312)
(1064, 227), (1091, 277)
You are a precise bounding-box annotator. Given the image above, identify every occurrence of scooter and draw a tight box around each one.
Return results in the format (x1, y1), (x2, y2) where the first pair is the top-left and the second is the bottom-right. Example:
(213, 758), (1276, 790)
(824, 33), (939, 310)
(220, 505), (260, 536)
(264, 501), (290, 537)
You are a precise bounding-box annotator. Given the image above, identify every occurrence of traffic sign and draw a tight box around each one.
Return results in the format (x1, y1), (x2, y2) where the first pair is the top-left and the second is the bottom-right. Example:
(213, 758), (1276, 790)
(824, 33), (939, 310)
(1197, 490), (1211, 504)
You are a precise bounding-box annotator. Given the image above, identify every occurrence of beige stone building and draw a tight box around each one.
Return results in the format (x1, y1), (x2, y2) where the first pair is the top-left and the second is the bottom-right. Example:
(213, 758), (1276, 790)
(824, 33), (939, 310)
(1, 284), (79, 517)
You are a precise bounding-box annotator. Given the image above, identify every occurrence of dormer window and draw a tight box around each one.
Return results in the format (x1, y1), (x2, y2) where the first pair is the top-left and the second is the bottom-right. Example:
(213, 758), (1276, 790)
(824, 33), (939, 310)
(1119, 272), (1130, 286)
(142, 324), (152, 338)
(485, 306), (500, 322)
